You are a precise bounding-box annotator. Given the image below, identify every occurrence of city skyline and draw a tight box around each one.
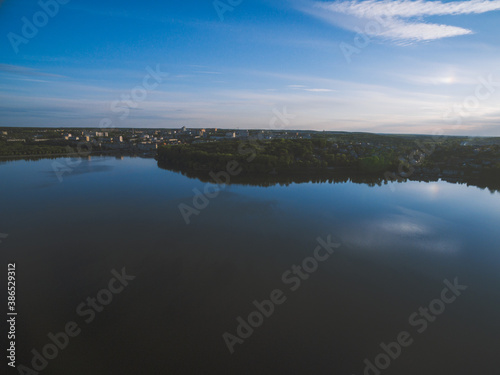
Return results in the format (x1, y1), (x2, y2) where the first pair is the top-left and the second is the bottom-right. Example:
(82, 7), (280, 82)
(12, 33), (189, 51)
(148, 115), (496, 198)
(1, 0), (500, 136)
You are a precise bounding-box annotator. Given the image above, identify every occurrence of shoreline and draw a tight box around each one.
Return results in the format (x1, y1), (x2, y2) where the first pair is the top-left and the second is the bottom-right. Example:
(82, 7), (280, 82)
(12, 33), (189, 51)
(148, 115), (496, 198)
(157, 162), (500, 191)
(0, 150), (156, 160)
(1, 153), (497, 191)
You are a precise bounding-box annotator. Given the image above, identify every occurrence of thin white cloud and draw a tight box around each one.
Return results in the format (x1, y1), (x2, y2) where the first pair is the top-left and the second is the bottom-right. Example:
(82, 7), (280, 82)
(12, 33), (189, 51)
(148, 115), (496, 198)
(0, 64), (66, 78)
(304, 88), (334, 92)
(194, 71), (222, 75)
(287, 84), (333, 92)
(377, 19), (472, 41)
(307, 0), (500, 42)
(320, 0), (500, 18)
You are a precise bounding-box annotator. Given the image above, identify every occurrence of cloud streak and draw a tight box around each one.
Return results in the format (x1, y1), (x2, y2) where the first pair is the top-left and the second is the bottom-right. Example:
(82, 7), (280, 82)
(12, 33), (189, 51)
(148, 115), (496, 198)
(308, 0), (500, 42)
(0, 64), (66, 78)
(304, 88), (334, 92)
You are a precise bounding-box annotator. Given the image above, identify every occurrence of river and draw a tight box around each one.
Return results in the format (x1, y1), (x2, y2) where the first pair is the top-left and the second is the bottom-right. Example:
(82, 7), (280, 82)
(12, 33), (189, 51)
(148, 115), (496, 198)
(1, 156), (499, 374)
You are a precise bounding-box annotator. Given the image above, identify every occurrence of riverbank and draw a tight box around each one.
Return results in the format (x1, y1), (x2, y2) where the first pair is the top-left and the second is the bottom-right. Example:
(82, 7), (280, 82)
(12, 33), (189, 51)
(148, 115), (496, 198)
(0, 150), (156, 161)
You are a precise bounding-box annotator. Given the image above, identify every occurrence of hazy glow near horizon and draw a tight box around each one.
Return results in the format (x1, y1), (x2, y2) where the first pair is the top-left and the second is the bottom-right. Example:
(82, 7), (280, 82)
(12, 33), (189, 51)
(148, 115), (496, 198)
(0, 0), (499, 136)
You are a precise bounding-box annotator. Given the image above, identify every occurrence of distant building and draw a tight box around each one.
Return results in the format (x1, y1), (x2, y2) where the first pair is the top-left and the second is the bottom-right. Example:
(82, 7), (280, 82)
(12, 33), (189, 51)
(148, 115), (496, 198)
(237, 130), (249, 138)
(225, 132), (236, 138)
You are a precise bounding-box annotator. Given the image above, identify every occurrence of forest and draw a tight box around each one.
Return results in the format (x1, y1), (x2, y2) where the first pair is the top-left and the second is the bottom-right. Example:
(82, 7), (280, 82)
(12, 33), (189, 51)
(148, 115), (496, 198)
(156, 136), (500, 192)
(156, 138), (397, 174)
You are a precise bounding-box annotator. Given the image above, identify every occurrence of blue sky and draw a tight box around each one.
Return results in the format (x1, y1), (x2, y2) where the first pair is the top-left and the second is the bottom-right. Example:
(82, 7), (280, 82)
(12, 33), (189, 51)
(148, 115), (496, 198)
(1, 0), (500, 135)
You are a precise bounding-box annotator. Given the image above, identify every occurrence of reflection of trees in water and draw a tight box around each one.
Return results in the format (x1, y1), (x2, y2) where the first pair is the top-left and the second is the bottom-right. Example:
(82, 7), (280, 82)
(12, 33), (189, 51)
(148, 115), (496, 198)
(0, 153), (147, 164)
(157, 161), (500, 193)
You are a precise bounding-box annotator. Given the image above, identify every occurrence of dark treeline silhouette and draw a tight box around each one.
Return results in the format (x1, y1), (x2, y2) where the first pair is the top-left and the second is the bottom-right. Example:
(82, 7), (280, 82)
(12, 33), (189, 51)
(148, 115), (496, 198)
(156, 138), (395, 172)
(157, 138), (500, 192)
(157, 162), (500, 193)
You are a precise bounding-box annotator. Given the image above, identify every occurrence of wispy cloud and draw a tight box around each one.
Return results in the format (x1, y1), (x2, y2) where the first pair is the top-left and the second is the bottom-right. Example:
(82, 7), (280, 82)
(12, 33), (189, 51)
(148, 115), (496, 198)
(286, 84), (333, 92)
(304, 88), (334, 92)
(304, 0), (500, 42)
(194, 71), (223, 75)
(0, 64), (66, 79)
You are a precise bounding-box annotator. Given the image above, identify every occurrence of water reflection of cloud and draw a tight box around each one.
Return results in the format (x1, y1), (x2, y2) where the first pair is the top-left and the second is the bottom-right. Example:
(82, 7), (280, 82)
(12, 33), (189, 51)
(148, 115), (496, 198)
(343, 207), (461, 254)
(377, 219), (429, 236)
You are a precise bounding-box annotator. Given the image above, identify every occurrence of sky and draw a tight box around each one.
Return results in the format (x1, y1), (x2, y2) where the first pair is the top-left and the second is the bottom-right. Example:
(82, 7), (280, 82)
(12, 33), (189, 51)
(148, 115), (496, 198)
(1, 0), (500, 135)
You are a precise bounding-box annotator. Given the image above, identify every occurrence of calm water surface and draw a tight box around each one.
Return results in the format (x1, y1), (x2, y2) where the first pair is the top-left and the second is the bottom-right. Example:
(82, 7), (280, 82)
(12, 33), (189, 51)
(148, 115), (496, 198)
(1, 156), (499, 374)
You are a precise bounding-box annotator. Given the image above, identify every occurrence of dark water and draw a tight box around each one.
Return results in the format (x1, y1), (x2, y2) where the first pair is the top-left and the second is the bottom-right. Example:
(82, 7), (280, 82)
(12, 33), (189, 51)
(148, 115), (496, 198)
(1, 156), (499, 375)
